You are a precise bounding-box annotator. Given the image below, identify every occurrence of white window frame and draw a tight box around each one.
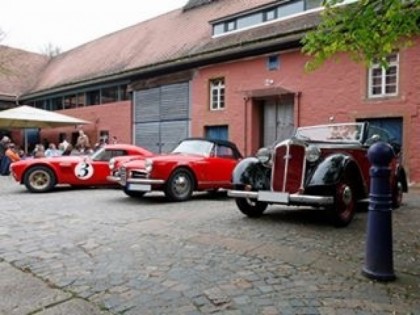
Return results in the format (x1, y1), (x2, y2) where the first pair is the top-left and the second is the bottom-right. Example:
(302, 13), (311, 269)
(368, 53), (399, 98)
(210, 79), (225, 111)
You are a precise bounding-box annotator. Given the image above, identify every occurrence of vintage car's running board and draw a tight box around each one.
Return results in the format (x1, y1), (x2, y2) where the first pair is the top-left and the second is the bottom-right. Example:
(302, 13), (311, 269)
(228, 190), (334, 206)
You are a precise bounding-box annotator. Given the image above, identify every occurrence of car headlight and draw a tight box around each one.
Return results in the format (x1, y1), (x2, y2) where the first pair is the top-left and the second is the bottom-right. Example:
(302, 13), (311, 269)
(306, 145), (321, 163)
(109, 158), (115, 170)
(145, 159), (153, 174)
(256, 147), (272, 165)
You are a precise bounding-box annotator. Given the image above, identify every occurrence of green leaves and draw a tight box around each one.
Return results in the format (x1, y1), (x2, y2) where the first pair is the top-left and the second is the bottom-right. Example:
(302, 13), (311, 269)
(302, 0), (420, 71)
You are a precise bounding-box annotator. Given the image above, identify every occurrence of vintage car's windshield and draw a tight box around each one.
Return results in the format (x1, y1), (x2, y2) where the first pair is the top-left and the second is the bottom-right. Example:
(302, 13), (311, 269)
(91, 147), (108, 161)
(91, 147), (126, 161)
(172, 140), (213, 156)
(295, 123), (364, 143)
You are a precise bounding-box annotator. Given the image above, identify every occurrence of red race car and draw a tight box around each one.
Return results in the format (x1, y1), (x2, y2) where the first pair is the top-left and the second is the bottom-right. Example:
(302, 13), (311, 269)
(117, 138), (243, 201)
(10, 144), (153, 193)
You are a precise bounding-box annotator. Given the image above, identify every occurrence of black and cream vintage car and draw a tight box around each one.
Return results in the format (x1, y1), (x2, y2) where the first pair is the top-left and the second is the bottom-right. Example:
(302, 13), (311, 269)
(228, 122), (408, 227)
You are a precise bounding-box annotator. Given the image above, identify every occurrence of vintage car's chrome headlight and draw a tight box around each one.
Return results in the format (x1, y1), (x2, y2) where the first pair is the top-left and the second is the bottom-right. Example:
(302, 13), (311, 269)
(145, 159), (153, 174)
(256, 147), (272, 165)
(306, 145), (321, 163)
(109, 158), (115, 170)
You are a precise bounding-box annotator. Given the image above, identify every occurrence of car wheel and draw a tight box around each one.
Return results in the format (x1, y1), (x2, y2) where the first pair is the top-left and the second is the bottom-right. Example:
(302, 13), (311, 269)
(392, 180), (403, 209)
(235, 198), (268, 217)
(165, 168), (194, 201)
(330, 176), (356, 227)
(24, 166), (56, 193)
(123, 187), (145, 198)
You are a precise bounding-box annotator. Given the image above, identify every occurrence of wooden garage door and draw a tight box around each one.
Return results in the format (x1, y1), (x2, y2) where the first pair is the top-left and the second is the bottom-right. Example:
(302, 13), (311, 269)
(263, 96), (294, 147)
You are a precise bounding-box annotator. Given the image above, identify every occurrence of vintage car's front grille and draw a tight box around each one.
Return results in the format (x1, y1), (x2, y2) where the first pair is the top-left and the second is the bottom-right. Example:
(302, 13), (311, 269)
(131, 170), (148, 179)
(272, 141), (306, 193)
(120, 167), (148, 184)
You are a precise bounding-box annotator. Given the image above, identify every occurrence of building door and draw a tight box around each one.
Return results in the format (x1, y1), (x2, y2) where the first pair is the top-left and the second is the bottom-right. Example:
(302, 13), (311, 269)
(134, 82), (191, 153)
(205, 125), (228, 141)
(263, 95), (294, 147)
(359, 117), (403, 146)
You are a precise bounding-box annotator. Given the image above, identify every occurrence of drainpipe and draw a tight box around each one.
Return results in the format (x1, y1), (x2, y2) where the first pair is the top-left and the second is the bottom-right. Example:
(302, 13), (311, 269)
(243, 96), (250, 155)
(294, 92), (301, 127)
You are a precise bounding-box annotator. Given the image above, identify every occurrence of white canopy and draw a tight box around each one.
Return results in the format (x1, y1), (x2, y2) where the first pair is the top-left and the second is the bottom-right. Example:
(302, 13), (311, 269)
(0, 105), (90, 129)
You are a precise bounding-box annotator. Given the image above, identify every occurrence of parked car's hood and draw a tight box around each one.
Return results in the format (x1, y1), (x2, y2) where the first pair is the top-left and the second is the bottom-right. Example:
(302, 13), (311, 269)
(149, 152), (205, 163)
(122, 153), (205, 169)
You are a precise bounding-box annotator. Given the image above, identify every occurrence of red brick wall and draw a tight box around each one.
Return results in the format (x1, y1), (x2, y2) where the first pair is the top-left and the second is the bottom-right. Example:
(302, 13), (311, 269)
(192, 38), (420, 185)
(40, 101), (132, 147)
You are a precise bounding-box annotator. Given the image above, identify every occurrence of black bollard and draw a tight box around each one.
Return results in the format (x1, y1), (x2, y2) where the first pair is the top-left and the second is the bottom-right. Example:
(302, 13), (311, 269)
(362, 141), (396, 281)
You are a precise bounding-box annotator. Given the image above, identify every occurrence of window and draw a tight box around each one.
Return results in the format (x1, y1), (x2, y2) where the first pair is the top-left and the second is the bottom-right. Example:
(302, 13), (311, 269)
(51, 97), (63, 111)
(267, 55), (279, 71)
(77, 94), (86, 107)
(101, 86), (119, 104)
(368, 53), (399, 98)
(34, 100), (44, 109)
(213, 23), (224, 36)
(212, 0), (320, 36)
(277, 0), (304, 18)
(120, 85), (129, 101)
(64, 94), (77, 109)
(305, 0), (323, 10)
(210, 79), (225, 110)
(226, 20), (236, 32)
(237, 13), (263, 29)
(86, 90), (100, 106)
(264, 8), (277, 21)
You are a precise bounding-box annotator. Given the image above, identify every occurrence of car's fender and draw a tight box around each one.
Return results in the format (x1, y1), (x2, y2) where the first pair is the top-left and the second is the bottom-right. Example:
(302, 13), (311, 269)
(232, 157), (270, 190)
(21, 162), (59, 184)
(307, 153), (362, 187)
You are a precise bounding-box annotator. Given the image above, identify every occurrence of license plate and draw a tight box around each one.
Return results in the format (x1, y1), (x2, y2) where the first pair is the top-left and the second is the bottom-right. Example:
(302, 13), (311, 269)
(258, 191), (289, 203)
(128, 183), (151, 192)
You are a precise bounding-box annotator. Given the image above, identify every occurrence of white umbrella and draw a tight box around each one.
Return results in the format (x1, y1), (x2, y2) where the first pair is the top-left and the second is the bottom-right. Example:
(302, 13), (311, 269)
(0, 105), (91, 129)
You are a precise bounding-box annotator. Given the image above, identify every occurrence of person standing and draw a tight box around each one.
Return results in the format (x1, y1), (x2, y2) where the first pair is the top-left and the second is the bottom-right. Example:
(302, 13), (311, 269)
(0, 136), (11, 175)
(0, 136), (10, 158)
(5, 143), (21, 162)
(76, 130), (90, 153)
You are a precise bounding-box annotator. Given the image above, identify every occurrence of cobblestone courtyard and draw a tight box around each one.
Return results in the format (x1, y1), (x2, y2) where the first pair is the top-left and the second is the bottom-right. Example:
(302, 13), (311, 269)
(0, 175), (419, 314)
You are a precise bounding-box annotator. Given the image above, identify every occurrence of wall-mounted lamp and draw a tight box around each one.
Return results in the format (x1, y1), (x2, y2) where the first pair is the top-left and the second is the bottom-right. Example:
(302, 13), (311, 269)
(265, 79), (274, 86)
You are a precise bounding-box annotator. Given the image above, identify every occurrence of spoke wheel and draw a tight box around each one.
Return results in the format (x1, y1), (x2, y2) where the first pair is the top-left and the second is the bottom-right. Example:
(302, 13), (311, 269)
(330, 177), (355, 227)
(235, 198), (268, 217)
(24, 166), (56, 193)
(392, 181), (403, 209)
(165, 168), (194, 201)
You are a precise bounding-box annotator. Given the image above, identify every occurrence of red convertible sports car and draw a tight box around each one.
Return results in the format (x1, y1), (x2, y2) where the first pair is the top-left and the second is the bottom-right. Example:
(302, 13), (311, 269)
(10, 144), (153, 193)
(116, 138), (243, 201)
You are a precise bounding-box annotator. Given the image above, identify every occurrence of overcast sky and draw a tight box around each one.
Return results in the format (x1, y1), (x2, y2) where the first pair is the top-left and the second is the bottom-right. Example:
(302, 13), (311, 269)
(1, 0), (187, 54)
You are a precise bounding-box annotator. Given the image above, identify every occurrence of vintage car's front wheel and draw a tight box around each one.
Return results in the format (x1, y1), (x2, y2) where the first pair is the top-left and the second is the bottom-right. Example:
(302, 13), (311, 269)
(330, 177), (356, 227)
(23, 166), (56, 193)
(123, 188), (145, 198)
(235, 198), (268, 217)
(392, 180), (403, 209)
(165, 168), (194, 201)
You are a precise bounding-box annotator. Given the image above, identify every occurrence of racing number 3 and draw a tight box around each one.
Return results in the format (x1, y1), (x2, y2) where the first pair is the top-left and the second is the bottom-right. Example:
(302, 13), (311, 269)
(74, 162), (94, 180)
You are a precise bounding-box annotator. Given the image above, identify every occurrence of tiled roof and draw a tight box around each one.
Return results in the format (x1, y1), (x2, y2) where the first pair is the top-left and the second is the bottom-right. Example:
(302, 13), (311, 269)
(0, 46), (49, 98)
(15, 0), (321, 97)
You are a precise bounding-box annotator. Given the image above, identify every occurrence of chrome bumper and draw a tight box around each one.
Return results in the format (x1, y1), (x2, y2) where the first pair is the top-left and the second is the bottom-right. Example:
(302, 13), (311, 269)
(126, 178), (165, 185)
(227, 190), (334, 206)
